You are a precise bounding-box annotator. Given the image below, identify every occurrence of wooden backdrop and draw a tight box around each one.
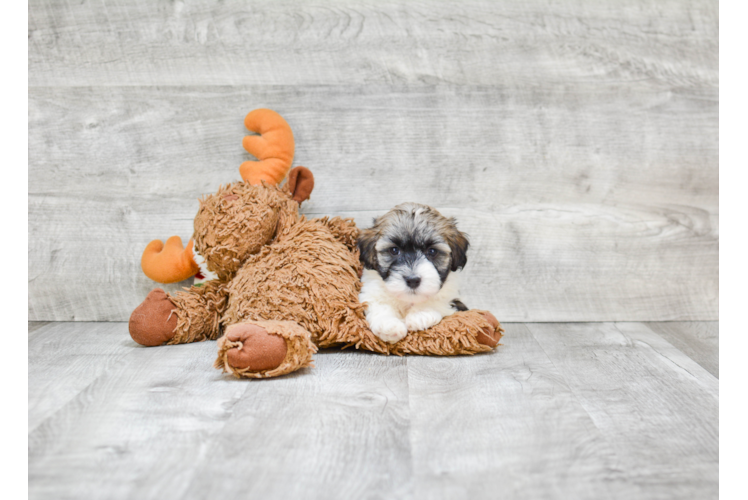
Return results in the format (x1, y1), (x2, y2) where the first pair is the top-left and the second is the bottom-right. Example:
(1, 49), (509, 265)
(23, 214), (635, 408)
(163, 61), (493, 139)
(28, 0), (718, 322)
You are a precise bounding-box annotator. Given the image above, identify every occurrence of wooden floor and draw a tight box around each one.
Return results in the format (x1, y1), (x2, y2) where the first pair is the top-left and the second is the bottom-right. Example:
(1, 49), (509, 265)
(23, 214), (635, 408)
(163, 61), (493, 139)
(28, 320), (718, 500)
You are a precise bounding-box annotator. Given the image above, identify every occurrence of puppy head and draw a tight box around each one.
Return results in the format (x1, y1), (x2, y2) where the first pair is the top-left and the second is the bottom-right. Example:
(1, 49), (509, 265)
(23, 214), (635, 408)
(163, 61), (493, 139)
(358, 203), (469, 304)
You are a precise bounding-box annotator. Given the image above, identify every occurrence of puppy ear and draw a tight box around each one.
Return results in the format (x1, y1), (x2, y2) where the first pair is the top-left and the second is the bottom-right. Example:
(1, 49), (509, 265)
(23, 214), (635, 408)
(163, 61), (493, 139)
(446, 219), (469, 271)
(357, 226), (379, 270)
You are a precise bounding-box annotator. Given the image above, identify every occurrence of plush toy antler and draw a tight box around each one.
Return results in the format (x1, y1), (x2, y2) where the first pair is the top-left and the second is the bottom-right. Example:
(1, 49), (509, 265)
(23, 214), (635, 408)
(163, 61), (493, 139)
(140, 109), (296, 284)
(240, 109), (295, 185)
(141, 236), (199, 283)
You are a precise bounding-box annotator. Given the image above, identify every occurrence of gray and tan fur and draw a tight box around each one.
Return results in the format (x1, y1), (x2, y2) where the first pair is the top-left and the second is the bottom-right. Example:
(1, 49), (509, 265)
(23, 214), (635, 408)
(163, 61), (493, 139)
(357, 203), (470, 343)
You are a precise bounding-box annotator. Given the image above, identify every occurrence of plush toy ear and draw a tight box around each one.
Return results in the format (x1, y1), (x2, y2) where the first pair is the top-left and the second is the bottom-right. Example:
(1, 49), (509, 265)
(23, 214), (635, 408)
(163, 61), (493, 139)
(446, 219), (470, 271)
(286, 166), (314, 203)
(357, 225), (379, 270)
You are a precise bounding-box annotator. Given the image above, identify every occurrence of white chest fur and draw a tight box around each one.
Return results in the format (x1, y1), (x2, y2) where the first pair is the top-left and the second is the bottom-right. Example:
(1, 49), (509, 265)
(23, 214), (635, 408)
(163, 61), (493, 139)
(359, 269), (462, 342)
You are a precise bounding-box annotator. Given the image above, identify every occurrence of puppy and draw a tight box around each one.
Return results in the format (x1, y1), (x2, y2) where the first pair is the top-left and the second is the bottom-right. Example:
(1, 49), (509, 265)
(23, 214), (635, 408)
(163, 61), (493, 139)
(357, 203), (470, 343)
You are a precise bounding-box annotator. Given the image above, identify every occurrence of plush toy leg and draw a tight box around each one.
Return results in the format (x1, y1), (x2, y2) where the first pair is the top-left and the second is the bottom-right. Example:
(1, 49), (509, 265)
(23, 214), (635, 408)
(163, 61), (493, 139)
(129, 281), (228, 347)
(388, 310), (504, 356)
(214, 320), (317, 379)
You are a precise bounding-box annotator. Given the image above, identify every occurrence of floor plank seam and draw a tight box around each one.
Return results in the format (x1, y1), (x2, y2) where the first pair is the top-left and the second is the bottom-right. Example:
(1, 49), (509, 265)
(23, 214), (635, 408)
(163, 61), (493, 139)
(617, 322), (719, 382)
(523, 323), (631, 468)
(177, 381), (254, 497)
(404, 357), (417, 498)
(28, 349), (131, 435)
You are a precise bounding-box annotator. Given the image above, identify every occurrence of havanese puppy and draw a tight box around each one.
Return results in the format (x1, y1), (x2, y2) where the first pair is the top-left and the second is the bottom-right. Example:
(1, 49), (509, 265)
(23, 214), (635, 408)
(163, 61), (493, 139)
(357, 203), (470, 343)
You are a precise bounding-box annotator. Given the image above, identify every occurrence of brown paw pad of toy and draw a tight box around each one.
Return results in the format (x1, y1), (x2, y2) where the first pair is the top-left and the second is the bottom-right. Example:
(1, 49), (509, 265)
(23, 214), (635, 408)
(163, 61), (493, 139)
(215, 320), (317, 379)
(223, 323), (288, 371)
(129, 288), (178, 346)
(475, 311), (504, 347)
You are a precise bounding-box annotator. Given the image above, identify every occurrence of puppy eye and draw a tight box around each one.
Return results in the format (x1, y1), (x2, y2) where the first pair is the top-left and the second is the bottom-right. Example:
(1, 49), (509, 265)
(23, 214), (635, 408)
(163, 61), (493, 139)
(427, 248), (437, 256)
(389, 247), (400, 256)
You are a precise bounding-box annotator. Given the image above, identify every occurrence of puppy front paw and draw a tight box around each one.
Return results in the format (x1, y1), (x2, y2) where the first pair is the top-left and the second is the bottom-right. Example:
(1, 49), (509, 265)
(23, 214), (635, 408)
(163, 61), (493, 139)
(405, 309), (443, 332)
(369, 316), (408, 344)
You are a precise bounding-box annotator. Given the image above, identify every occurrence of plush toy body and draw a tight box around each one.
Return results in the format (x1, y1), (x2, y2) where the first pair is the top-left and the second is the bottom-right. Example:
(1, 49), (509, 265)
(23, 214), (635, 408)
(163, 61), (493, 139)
(129, 109), (503, 379)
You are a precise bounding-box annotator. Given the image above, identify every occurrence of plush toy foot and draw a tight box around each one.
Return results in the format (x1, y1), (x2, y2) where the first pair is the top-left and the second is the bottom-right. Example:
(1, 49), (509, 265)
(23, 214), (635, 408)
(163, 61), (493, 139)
(215, 320), (317, 379)
(475, 311), (503, 347)
(222, 323), (288, 371)
(129, 288), (178, 346)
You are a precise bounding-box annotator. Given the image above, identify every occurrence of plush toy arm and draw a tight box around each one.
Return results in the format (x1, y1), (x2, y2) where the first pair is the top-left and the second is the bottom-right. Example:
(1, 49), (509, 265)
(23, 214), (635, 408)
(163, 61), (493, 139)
(319, 217), (359, 253)
(167, 279), (231, 344)
(129, 279), (230, 346)
(390, 310), (503, 356)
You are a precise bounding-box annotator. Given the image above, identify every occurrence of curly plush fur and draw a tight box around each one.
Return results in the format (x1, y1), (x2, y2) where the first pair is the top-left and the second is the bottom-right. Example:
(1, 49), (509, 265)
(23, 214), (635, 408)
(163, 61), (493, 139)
(129, 173), (503, 379)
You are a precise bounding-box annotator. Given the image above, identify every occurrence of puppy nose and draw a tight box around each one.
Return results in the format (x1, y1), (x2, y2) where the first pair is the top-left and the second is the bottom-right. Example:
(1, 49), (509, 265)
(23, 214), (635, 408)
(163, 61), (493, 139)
(405, 276), (421, 289)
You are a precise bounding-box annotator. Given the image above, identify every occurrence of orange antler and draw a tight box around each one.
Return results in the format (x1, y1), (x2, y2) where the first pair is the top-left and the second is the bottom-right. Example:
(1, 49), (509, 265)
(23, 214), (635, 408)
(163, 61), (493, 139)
(141, 236), (199, 284)
(240, 109), (295, 185)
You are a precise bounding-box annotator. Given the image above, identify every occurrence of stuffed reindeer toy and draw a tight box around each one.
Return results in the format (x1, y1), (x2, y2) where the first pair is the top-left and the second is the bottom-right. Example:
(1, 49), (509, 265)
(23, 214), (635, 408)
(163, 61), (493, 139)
(129, 109), (503, 379)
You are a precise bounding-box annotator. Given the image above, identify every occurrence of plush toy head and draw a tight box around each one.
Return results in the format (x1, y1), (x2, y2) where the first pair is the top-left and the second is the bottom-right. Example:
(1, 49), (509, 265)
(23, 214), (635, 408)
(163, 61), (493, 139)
(140, 109), (314, 284)
(192, 174), (313, 281)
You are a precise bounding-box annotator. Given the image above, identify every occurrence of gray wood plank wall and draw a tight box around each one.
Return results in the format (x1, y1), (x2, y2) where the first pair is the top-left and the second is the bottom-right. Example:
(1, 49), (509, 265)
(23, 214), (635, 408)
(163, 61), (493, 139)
(28, 0), (718, 322)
